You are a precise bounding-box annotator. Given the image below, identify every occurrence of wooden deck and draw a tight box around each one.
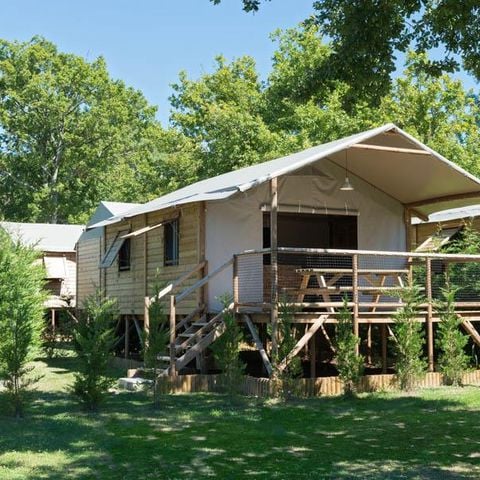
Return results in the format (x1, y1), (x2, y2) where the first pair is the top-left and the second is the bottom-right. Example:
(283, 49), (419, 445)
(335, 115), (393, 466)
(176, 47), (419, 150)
(141, 247), (480, 377)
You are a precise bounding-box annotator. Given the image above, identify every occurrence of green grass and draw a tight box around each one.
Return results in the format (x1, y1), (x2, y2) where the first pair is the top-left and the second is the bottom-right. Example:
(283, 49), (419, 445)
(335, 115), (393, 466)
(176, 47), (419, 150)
(2, 355), (480, 479)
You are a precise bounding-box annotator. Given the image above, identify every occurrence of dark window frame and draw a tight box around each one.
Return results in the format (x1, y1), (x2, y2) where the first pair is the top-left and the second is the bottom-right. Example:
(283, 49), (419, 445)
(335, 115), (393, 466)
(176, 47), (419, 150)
(118, 238), (131, 272)
(164, 219), (180, 267)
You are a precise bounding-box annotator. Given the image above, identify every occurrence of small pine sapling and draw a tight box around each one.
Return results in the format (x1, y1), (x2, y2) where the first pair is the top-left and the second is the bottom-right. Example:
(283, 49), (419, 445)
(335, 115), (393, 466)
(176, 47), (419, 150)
(275, 296), (303, 400)
(71, 291), (118, 411)
(0, 230), (46, 417)
(335, 297), (364, 397)
(143, 282), (169, 407)
(436, 282), (470, 386)
(211, 296), (245, 396)
(393, 285), (426, 391)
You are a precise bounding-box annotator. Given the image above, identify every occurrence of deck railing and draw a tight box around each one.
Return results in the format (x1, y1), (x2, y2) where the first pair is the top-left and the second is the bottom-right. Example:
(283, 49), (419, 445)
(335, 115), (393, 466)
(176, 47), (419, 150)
(234, 247), (480, 316)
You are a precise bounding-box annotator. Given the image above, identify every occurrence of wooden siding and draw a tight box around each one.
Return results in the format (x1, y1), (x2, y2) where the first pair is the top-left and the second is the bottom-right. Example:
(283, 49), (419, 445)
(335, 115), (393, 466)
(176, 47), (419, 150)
(77, 236), (102, 307)
(103, 204), (202, 315)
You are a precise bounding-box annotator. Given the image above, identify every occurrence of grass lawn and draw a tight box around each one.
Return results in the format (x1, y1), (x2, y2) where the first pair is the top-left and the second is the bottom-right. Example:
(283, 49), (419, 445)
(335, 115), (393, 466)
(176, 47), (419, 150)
(1, 355), (480, 479)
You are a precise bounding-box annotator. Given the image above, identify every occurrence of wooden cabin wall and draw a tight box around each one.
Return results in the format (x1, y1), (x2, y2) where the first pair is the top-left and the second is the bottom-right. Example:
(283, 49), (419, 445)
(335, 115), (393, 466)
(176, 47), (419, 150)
(103, 204), (202, 316)
(77, 235), (102, 307)
(414, 217), (480, 248)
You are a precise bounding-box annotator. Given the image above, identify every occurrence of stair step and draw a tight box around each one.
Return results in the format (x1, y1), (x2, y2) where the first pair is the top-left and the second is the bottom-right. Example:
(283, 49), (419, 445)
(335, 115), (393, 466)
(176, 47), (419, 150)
(157, 355), (171, 362)
(179, 333), (195, 338)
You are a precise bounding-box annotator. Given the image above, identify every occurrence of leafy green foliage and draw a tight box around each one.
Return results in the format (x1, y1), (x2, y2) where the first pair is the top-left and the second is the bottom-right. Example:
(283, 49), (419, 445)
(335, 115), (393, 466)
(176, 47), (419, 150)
(312, 1), (480, 105)
(0, 229), (46, 417)
(211, 296), (245, 395)
(0, 37), (161, 223)
(143, 282), (169, 407)
(436, 283), (470, 386)
(393, 286), (426, 391)
(335, 297), (364, 396)
(444, 222), (480, 300)
(274, 297), (303, 400)
(71, 292), (118, 411)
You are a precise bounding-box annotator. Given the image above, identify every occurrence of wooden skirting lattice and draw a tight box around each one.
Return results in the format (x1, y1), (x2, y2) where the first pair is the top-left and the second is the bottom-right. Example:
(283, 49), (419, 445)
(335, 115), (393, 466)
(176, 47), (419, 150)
(155, 370), (480, 397)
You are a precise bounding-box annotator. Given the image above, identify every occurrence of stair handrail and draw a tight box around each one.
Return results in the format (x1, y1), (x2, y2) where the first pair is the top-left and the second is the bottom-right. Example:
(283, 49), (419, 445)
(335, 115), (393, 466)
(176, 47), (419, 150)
(175, 257), (234, 304)
(146, 260), (207, 306)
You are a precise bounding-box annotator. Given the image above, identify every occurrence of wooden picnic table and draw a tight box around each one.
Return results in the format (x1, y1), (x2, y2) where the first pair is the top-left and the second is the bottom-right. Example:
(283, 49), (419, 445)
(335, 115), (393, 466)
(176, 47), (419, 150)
(295, 267), (408, 312)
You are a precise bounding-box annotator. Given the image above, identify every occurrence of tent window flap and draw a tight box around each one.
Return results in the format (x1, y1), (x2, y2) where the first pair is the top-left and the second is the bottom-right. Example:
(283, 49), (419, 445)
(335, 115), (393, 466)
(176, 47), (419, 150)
(100, 230), (129, 268)
(416, 227), (461, 253)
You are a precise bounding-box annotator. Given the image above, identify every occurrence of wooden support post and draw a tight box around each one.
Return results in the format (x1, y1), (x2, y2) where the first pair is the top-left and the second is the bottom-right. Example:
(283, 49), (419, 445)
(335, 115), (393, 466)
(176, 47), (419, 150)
(169, 295), (177, 376)
(124, 316), (130, 360)
(143, 297), (150, 335)
(381, 324), (387, 374)
(367, 324), (372, 366)
(404, 207), (412, 251)
(270, 177), (279, 360)
(426, 257), (434, 372)
(51, 309), (56, 334)
(310, 333), (316, 378)
(352, 253), (359, 355)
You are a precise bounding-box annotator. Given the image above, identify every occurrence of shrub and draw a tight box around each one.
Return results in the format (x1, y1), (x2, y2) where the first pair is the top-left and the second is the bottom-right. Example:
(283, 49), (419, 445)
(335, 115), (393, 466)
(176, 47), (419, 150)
(71, 291), (118, 411)
(335, 297), (364, 397)
(211, 296), (245, 396)
(0, 230), (46, 417)
(393, 285), (426, 391)
(436, 282), (470, 386)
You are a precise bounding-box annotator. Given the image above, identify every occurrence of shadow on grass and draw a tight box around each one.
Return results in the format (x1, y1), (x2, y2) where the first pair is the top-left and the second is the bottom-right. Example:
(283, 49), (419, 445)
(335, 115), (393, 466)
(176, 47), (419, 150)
(2, 357), (480, 479)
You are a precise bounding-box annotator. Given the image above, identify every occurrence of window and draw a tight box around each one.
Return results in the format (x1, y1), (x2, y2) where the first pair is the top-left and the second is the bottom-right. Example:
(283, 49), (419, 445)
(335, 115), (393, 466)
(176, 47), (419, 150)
(118, 238), (131, 271)
(164, 219), (179, 266)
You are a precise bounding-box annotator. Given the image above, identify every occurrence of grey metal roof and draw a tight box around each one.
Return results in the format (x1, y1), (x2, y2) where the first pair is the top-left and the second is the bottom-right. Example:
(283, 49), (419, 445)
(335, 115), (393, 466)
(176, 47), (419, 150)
(89, 123), (480, 228)
(0, 222), (84, 252)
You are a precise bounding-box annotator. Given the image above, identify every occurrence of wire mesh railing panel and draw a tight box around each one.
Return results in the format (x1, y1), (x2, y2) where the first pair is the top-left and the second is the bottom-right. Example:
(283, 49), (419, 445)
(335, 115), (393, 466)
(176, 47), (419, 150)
(235, 249), (480, 313)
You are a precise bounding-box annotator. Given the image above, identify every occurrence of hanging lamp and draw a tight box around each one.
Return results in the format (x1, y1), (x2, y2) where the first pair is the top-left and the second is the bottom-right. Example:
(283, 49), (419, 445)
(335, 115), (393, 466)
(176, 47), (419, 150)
(340, 149), (354, 191)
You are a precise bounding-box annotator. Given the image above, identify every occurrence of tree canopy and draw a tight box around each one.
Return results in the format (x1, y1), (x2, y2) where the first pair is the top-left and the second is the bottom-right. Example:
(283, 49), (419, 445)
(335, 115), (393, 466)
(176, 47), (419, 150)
(212, 1), (480, 106)
(1, 24), (479, 224)
(0, 37), (162, 223)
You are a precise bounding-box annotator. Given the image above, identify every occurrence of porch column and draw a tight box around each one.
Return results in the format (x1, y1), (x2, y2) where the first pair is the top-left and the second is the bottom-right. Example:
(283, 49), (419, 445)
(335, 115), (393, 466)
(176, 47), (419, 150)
(352, 253), (359, 355)
(426, 257), (434, 372)
(270, 177), (279, 360)
(404, 207), (412, 251)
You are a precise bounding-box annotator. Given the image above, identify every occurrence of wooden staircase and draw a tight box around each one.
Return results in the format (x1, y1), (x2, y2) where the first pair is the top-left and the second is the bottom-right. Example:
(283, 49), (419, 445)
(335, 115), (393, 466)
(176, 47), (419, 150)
(145, 259), (234, 377)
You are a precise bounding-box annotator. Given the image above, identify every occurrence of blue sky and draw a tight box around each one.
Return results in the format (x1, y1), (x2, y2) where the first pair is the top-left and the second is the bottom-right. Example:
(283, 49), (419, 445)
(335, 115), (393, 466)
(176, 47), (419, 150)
(1, 0), (477, 125)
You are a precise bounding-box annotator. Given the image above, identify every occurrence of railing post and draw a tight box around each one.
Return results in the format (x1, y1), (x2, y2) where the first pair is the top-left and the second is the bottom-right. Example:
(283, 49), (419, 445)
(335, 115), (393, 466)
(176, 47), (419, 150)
(353, 254), (359, 355)
(426, 257), (434, 372)
(169, 295), (177, 376)
(233, 254), (239, 312)
(270, 177), (279, 360)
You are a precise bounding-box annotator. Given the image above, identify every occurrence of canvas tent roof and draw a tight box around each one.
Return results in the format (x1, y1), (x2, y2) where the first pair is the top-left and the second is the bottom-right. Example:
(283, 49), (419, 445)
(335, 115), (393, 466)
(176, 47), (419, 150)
(90, 123), (480, 228)
(0, 222), (84, 252)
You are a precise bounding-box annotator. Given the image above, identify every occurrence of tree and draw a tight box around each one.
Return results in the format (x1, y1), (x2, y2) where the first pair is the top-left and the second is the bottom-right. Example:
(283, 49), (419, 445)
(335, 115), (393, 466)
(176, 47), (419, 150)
(170, 56), (293, 179)
(0, 37), (160, 224)
(0, 229), (45, 417)
(215, 2), (479, 107)
(335, 297), (364, 396)
(393, 285), (426, 391)
(71, 292), (118, 411)
(436, 283), (470, 386)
